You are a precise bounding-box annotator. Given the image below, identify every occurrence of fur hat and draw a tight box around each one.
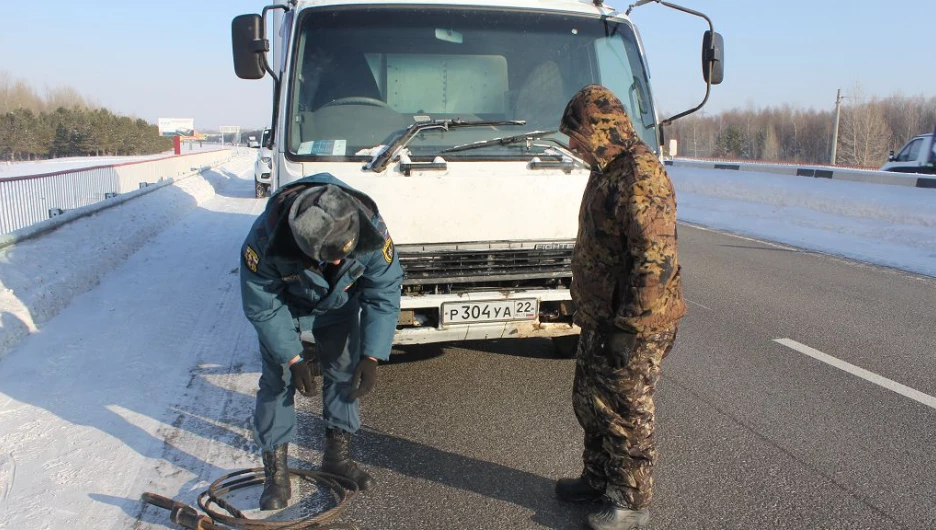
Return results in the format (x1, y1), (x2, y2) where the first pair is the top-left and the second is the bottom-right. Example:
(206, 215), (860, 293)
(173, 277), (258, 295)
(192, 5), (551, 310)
(288, 184), (360, 261)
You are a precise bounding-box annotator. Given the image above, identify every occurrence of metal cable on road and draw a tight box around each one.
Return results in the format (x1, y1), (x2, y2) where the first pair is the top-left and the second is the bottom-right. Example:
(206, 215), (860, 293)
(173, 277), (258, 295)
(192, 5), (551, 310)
(144, 466), (359, 530)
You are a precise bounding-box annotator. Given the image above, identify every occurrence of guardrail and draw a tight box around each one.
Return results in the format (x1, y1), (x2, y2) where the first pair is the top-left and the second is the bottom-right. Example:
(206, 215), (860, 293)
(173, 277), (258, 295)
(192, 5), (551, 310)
(666, 158), (936, 189)
(0, 150), (235, 235)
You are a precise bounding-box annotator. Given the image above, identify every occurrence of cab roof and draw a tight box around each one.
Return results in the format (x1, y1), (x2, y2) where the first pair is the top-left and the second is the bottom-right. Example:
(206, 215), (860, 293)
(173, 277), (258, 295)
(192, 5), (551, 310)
(290, 0), (625, 19)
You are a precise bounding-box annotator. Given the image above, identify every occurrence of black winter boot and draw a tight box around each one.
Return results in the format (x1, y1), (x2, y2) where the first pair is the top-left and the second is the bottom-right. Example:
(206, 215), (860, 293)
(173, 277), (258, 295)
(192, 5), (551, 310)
(587, 502), (650, 530)
(321, 428), (375, 492)
(259, 443), (291, 510)
(556, 474), (605, 503)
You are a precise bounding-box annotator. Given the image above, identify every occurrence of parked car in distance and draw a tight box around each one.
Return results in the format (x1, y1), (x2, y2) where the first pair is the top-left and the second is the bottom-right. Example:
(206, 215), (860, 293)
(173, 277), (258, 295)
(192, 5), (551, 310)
(880, 131), (936, 174)
(253, 128), (273, 198)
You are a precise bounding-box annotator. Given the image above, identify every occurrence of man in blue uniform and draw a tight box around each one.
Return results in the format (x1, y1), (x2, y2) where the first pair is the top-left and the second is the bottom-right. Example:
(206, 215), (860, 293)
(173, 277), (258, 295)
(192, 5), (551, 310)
(239, 173), (403, 510)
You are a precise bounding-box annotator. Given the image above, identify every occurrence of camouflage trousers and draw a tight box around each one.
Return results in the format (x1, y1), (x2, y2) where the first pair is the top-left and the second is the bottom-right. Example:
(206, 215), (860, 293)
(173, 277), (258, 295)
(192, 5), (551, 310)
(572, 326), (677, 509)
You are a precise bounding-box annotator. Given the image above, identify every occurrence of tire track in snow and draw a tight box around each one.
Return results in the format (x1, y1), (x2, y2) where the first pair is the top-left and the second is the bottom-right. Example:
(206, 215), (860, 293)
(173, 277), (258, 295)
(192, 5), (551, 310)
(130, 160), (274, 527)
(0, 452), (14, 504)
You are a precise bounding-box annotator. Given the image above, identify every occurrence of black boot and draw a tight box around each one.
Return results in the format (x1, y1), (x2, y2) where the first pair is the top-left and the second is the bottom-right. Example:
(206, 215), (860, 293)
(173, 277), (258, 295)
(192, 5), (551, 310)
(321, 428), (375, 492)
(587, 502), (650, 530)
(556, 475), (605, 503)
(259, 443), (291, 510)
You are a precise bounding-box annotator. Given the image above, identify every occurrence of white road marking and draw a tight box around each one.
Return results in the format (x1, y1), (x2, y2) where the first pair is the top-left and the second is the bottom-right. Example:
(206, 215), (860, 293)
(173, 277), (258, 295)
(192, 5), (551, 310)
(680, 221), (799, 251)
(686, 298), (713, 311)
(775, 338), (936, 410)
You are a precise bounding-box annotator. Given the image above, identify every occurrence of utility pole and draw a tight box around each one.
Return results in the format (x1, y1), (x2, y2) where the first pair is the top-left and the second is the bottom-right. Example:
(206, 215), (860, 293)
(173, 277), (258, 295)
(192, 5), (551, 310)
(830, 88), (843, 165)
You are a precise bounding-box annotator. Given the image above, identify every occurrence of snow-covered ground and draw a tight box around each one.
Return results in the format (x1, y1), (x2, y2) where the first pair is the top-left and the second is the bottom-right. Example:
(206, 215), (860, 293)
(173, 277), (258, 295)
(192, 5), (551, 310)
(0, 143), (246, 179)
(671, 167), (936, 277)
(0, 158), (933, 529)
(0, 155), (264, 529)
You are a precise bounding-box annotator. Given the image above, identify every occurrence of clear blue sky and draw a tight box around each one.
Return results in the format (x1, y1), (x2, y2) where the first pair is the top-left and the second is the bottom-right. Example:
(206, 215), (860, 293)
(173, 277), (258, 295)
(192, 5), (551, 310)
(1, 0), (932, 130)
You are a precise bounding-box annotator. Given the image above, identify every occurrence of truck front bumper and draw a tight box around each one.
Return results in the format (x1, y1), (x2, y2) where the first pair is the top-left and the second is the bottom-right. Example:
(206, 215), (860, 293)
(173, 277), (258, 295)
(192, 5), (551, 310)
(393, 289), (578, 345)
(395, 320), (580, 344)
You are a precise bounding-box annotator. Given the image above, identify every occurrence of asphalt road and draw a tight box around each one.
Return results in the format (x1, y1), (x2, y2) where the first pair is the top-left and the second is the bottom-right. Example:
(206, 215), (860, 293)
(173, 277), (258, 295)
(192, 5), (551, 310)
(294, 223), (936, 530)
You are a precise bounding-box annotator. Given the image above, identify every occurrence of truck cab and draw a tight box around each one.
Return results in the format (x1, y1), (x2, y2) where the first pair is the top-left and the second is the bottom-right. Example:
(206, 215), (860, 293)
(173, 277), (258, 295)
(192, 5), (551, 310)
(231, 0), (722, 352)
(881, 132), (936, 174)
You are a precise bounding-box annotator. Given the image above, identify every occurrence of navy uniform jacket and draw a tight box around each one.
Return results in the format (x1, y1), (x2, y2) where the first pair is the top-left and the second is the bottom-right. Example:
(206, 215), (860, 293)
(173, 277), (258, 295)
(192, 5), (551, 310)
(240, 173), (404, 366)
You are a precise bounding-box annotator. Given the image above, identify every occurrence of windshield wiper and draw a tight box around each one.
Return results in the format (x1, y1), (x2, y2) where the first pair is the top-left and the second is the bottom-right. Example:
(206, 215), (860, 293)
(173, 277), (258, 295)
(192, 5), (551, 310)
(541, 144), (589, 167)
(363, 119), (526, 173)
(442, 129), (559, 153)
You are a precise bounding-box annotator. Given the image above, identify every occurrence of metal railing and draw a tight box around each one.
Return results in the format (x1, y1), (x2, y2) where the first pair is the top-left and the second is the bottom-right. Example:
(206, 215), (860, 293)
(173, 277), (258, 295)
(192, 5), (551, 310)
(0, 150), (234, 235)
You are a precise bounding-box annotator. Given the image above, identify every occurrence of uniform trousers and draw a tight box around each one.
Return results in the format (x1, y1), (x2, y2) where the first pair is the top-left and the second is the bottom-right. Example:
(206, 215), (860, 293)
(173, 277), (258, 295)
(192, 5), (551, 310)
(253, 294), (362, 452)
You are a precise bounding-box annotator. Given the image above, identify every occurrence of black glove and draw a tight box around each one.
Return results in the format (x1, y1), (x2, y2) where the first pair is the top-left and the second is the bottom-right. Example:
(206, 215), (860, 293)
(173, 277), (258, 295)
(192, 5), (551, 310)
(289, 358), (317, 397)
(604, 331), (637, 369)
(302, 341), (323, 378)
(347, 356), (378, 400)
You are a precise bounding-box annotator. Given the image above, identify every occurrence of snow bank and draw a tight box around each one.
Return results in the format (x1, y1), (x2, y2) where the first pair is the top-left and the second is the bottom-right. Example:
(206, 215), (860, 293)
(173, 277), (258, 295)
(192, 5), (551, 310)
(0, 143), (237, 180)
(0, 157), (248, 359)
(669, 166), (936, 277)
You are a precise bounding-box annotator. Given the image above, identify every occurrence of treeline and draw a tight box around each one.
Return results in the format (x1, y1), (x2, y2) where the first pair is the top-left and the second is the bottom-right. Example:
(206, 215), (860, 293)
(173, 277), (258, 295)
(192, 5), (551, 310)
(666, 91), (936, 168)
(0, 72), (171, 160)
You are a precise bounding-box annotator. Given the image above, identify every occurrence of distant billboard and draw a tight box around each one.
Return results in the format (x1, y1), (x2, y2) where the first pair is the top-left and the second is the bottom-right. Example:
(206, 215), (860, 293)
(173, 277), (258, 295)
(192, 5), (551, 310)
(158, 118), (195, 137)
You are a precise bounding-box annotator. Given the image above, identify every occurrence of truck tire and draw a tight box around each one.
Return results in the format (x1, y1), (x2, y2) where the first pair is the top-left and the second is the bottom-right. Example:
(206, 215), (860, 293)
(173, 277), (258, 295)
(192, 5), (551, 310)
(552, 334), (580, 359)
(255, 181), (270, 199)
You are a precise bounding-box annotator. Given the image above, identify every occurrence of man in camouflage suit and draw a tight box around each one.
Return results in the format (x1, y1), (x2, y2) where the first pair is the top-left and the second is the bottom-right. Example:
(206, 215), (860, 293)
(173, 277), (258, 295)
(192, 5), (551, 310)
(556, 85), (687, 530)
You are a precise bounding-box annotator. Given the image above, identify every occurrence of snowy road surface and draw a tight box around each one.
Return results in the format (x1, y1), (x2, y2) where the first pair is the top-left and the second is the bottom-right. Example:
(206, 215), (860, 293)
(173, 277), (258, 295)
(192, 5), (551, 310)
(0, 157), (265, 528)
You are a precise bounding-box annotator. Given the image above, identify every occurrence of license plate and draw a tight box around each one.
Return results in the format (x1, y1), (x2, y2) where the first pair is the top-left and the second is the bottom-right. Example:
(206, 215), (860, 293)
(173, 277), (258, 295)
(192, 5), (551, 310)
(442, 299), (538, 324)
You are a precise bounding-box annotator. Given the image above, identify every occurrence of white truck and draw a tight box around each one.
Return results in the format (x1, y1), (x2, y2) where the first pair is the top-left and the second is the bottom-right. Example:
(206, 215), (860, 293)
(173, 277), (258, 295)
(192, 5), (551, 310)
(231, 0), (723, 354)
(880, 129), (936, 174)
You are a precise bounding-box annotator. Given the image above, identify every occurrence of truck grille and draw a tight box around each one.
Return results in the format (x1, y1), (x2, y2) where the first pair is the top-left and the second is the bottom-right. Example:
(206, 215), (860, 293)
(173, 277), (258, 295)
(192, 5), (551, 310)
(398, 241), (574, 285)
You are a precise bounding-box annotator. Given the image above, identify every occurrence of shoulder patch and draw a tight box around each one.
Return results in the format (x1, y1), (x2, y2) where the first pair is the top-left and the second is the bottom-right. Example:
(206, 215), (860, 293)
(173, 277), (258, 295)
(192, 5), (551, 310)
(382, 236), (394, 263)
(372, 214), (394, 263)
(243, 245), (260, 273)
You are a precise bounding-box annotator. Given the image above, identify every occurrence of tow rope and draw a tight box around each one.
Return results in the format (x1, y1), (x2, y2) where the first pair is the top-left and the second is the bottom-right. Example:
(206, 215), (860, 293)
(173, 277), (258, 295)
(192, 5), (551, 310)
(142, 466), (359, 529)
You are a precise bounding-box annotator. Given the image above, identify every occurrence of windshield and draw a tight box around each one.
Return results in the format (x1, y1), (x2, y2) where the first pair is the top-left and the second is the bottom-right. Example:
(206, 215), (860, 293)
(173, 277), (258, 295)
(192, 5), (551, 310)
(285, 6), (657, 161)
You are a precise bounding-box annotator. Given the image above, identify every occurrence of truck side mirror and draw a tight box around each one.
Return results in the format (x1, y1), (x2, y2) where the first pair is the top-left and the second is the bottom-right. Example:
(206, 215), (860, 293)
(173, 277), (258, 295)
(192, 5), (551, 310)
(702, 31), (724, 85)
(232, 14), (267, 80)
(887, 150), (895, 161)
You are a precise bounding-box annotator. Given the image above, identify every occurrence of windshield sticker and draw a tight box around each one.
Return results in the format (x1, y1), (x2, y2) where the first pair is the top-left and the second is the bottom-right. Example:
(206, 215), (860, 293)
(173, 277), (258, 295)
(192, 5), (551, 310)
(297, 140), (346, 156)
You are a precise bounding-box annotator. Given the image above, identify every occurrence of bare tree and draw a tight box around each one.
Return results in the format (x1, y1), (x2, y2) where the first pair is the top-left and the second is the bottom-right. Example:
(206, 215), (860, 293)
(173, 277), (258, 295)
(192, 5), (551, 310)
(880, 94), (936, 152)
(44, 84), (91, 112)
(665, 88), (931, 167)
(0, 71), (43, 114)
(881, 94), (924, 149)
(762, 124), (780, 161)
(837, 86), (891, 167)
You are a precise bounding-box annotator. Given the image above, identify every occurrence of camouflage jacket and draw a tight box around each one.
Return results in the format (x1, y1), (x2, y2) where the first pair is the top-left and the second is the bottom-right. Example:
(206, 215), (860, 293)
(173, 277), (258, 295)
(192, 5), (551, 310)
(560, 85), (686, 335)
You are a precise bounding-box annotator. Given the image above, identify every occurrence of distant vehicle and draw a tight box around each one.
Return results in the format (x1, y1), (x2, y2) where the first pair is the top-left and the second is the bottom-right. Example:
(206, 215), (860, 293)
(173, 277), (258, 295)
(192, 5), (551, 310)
(881, 130), (936, 174)
(247, 135), (260, 148)
(253, 128), (273, 198)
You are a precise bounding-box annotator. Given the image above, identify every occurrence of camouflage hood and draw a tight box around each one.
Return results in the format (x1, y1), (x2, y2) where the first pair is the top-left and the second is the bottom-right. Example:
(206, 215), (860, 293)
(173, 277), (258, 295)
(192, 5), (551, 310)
(560, 84), (640, 170)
